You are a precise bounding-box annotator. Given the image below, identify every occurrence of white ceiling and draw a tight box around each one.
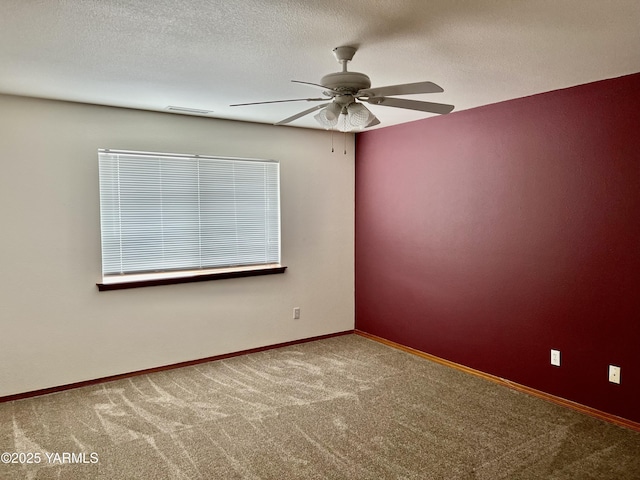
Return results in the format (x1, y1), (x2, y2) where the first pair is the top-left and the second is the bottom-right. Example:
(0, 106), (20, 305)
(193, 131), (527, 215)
(1, 0), (639, 130)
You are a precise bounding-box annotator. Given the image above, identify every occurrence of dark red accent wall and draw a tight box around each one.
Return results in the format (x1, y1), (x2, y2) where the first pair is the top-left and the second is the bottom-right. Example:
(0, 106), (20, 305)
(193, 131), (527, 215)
(355, 73), (640, 423)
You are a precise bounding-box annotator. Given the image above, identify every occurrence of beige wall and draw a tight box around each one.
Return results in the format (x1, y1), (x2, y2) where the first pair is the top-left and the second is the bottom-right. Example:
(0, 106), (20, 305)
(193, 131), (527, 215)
(0, 94), (355, 396)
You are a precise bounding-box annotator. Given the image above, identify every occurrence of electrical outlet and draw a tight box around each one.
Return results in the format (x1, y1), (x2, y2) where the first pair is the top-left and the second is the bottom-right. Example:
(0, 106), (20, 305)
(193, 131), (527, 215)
(550, 349), (561, 367)
(609, 365), (621, 384)
(293, 307), (300, 320)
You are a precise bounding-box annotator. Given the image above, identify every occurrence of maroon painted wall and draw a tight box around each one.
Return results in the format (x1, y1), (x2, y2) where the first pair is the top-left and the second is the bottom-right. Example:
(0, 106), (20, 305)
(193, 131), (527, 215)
(355, 73), (640, 423)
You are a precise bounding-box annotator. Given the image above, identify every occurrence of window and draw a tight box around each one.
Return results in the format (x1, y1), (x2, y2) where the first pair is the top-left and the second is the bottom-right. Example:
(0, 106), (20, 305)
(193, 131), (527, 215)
(97, 149), (284, 290)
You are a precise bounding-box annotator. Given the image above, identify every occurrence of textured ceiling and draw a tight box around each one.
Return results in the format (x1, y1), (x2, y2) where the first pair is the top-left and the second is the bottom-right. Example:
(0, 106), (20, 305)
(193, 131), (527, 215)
(1, 0), (639, 130)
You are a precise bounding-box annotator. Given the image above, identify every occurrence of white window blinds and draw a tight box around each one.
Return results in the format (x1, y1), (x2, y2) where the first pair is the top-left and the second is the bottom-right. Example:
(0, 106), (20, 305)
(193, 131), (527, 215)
(98, 150), (280, 281)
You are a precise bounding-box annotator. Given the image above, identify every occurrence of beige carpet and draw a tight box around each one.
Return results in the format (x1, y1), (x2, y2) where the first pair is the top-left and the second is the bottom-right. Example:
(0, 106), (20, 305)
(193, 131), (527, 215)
(1, 334), (639, 479)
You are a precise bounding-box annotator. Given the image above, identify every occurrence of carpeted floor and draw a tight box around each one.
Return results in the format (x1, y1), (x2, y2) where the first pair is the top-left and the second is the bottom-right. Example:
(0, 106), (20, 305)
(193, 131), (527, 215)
(1, 334), (638, 479)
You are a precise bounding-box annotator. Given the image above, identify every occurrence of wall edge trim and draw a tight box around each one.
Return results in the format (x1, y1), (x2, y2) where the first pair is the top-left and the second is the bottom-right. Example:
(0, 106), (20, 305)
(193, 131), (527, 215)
(1, 330), (355, 403)
(355, 330), (640, 432)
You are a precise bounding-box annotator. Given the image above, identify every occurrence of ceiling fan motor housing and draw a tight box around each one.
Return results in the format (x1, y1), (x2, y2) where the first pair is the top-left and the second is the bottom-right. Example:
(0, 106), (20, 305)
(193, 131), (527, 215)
(321, 72), (371, 94)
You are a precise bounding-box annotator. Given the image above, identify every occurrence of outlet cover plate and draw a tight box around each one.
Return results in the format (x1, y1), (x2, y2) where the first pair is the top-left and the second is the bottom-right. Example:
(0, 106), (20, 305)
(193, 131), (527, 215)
(551, 349), (561, 367)
(609, 365), (621, 384)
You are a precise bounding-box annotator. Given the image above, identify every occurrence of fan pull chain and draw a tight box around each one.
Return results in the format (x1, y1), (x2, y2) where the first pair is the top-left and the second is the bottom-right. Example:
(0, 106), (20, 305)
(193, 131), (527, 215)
(343, 131), (347, 155)
(330, 129), (334, 152)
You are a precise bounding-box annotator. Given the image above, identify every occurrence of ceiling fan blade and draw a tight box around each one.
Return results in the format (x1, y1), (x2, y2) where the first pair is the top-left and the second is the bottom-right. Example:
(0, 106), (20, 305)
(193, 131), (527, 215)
(367, 97), (454, 115)
(291, 80), (341, 95)
(358, 81), (444, 98)
(275, 103), (331, 125)
(230, 98), (325, 107)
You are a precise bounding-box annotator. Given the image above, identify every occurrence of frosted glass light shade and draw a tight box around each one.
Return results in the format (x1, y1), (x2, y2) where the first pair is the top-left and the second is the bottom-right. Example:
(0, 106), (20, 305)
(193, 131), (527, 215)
(314, 102), (342, 129)
(346, 102), (373, 128)
(325, 102), (342, 120)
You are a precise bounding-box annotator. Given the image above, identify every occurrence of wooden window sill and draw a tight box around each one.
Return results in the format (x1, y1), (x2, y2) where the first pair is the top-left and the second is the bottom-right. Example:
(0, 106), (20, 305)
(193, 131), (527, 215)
(97, 265), (287, 291)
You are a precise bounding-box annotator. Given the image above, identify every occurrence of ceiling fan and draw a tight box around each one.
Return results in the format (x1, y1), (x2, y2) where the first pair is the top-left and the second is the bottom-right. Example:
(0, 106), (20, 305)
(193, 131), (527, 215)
(230, 46), (455, 131)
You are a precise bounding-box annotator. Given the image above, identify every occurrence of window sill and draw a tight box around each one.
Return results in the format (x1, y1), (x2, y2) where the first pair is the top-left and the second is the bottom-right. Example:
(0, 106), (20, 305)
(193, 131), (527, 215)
(97, 265), (287, 291)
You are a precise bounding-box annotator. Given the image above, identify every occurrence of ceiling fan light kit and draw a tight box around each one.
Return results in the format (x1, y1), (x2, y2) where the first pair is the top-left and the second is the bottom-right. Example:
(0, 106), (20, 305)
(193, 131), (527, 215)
(231, 46), (455, 133)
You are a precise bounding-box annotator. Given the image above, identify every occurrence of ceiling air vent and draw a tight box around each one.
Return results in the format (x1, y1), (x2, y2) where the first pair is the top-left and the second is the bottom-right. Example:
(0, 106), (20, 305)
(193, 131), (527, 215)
(166, 106), (213, 115)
